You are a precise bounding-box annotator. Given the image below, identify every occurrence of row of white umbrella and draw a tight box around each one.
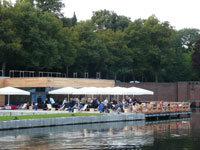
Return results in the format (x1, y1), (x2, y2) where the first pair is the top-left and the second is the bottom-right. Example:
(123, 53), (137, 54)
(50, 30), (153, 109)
(0, 86), (153, 105)
(48, 86), (154, 95)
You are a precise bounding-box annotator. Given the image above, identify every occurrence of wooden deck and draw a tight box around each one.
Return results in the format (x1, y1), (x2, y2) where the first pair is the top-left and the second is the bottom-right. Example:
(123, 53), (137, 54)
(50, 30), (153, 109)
(145, 111), (191, 120)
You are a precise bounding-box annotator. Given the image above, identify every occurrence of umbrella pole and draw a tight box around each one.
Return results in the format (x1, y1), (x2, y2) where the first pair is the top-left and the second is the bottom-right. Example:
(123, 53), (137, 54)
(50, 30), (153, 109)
(68, 94), (69, 100)
(8, 95), (10, 105)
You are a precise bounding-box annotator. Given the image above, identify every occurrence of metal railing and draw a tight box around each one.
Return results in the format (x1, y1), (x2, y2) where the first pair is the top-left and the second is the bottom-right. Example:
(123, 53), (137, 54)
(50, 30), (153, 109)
(134, 102), (191, 114)
(8, 70), (103, 79)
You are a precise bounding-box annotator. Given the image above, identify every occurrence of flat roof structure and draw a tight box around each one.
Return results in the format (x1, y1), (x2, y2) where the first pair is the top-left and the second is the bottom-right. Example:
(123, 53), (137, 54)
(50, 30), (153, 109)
(0, 77), (115, 105)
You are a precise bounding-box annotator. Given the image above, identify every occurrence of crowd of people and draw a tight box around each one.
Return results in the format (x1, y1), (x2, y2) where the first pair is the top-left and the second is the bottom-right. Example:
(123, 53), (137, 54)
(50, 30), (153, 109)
(31, 95), (142, 113)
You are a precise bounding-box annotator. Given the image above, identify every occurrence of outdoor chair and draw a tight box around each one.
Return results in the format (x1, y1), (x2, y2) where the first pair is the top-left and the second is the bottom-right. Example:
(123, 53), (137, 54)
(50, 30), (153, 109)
(47, 104), (55, 111)
(89, 108), (95, 112)
(147, 104), (152, 113)
(156, 103), (162, 113)
(135, 104), (141, 113)
(21, 103), (27, 109)
(29, 104), (34, 110)
(124, 108), (131, 113)
(80, 104), (88, 112)
(109, 109), (114, 113)
(170, 104), (176, 112)
(73, 108), (78, 113)
(58, 105), (65, 111)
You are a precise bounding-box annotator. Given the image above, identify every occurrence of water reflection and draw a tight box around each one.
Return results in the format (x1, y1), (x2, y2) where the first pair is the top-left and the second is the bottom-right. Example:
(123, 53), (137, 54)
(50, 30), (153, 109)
(0, 114), (195, 150)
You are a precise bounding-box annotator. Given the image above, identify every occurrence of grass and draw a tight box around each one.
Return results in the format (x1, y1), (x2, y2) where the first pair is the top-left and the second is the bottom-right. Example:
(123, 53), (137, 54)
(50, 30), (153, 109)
(0, 113), (104, 122)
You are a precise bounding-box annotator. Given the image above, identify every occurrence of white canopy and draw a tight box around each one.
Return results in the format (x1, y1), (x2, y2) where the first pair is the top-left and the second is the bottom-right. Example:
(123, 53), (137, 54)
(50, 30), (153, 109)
(124, 87), (154, 95)
(96, 87), (125, 95)
(48, 86), (153, 96)
(0, 86), (30, 105)
(48, 87), (77, 95)
(72, 87), (100, 95)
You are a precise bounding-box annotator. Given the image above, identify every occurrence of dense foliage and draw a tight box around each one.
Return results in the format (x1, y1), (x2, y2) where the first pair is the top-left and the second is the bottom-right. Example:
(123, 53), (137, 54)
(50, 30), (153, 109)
(0, 0), (200, 82)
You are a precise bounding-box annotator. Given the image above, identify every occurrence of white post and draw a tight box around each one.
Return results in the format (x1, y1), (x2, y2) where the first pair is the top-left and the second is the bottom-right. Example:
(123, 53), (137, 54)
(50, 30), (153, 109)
(8, 95), (10, 105)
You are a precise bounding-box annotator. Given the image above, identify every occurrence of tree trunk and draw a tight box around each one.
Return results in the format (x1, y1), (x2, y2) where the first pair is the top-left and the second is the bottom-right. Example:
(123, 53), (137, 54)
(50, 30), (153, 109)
(141, 73), (144, 82)
(106, 72), (109, 79)
(123, 74), (126, 82)
(66, 66), (68, 77)
(1, 62), (6, 77)
(132, 74), (135, 81)
(114, 72), (117, 81)
(155, 71), (158, 82)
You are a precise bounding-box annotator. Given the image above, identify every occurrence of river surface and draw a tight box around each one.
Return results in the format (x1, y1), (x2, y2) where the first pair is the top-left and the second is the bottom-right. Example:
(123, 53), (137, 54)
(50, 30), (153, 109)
(0, 110), (199, 150)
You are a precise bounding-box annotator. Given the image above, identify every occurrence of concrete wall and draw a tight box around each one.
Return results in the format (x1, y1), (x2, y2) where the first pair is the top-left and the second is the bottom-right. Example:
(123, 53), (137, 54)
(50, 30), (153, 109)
(0, 113), (145, 130)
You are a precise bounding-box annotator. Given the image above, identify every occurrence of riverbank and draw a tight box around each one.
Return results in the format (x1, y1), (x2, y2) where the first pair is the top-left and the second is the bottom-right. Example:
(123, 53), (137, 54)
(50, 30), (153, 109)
(0, 111), (145, 130)
(0, 113), (104, 122)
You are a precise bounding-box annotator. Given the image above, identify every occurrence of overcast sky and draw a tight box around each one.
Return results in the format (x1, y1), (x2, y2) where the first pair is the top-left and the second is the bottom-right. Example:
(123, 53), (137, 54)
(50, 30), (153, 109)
(62, 0), (200, 30)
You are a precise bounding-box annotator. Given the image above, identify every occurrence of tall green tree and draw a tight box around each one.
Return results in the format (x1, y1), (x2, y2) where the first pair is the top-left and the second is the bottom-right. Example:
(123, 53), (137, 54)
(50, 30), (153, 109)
(0, 1), (22, 75)
(192, 39), (200, 77)
(97, 29), (133, 81)
(35, 0), (64, 17)
(71, 12), (77, 26)
(125, 16), (175, 82)
(125, 19), (149, 81)
(71, 21), (109, 78)
(177, 28), (200, 52)
(91, 9), (131, 31)
(165, 31), (197, 82)
(144, 16), (176, 82)
(12, 1), (75, 71)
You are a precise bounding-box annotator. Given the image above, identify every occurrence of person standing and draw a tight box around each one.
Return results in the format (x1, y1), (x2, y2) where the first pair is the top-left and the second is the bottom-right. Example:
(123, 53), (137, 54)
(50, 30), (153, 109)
(50, 97), (55, 107)
(37, 96), (42, 108)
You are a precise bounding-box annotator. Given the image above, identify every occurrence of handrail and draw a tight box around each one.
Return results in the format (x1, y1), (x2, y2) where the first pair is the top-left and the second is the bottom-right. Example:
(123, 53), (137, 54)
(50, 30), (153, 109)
(134, 102), (191, 113)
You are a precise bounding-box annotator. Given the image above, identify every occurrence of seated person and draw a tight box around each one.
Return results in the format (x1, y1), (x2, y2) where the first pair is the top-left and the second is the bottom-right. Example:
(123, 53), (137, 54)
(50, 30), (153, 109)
(62, 98), (69, 106)
(116, 102), (123, 112)
(50, 97), (58, 108)
(67, 99), (76, 112)
(98, 102), (104, 113)
(107, 102), (113, 110)
(112, 99), (117, 105)
(90, 98), (100, 108)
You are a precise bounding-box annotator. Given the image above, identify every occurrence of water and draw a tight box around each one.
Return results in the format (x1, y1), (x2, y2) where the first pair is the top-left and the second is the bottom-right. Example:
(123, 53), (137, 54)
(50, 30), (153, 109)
(0, 110), (199, 150)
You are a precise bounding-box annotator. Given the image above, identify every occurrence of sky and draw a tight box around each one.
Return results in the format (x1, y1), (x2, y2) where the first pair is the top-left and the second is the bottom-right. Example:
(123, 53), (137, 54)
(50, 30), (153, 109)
(62, 0), (200, 30)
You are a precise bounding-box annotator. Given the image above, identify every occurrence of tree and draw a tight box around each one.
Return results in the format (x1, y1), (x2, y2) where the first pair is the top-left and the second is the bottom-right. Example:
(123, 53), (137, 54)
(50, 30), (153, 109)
(35, 0), (64, 17)
(71, 21), (109, 78)
(61, 17), (72, 27)
(192, 39), (200, 76)
(91, 9), (131, 31)
(97, 29), (133, 81)
(144, 16), (176, 82)
(0, 1), (22, 75)
(71, 12), (77, 26)
(125, 16), (176, 82)
(177, 28), (200, 52)
(12, 1), (75, 71)
(57, 27), (77, 73)
(61, 12), (77, 28)
(165, 31), (197, 82)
